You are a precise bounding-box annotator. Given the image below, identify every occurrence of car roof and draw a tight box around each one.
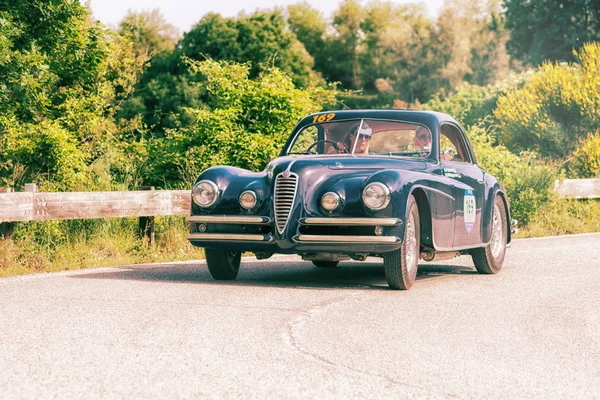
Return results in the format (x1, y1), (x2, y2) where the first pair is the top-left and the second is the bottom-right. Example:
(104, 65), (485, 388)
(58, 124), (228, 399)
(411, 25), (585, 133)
(297, 109), (459, 130)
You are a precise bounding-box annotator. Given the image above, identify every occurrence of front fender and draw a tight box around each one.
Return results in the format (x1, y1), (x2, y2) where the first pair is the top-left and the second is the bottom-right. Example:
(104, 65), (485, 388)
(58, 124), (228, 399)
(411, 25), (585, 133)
(192, 166), (269, 215)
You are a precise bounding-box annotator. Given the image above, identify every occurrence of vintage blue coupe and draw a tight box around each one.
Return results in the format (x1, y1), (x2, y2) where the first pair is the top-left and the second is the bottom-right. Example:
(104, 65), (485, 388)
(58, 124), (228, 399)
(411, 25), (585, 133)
(187, 110), (515, 290)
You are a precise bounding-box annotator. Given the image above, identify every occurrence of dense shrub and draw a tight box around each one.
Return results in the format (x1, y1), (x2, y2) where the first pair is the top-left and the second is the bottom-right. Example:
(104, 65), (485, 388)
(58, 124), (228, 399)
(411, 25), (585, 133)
(467, 126), (558, 226)
(567, 133), (600, 178)
(424, 71), (534, 128)
(494, 42), (600, 158)
(146, 58), (336, 187)
(0, 2), (147, 191)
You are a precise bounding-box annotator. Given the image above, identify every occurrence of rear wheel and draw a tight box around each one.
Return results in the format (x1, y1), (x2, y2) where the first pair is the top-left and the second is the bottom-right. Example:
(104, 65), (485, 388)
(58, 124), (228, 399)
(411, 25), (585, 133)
(383, 195), (420, 290)
(312, 261), (339, 268)
(205, 249), (241, 280)
(471, 196), (507, 274)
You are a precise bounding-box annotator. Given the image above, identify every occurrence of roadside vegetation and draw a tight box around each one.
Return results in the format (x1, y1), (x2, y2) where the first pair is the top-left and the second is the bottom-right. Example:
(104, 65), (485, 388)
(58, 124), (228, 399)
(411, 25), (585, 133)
(1, 0), (599, 276)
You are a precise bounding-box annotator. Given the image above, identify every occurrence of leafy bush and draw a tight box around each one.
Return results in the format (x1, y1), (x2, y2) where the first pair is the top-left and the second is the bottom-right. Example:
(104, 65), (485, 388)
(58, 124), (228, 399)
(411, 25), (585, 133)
(146, 58), (336, 187)
(0, 2), (147, 190)
(424, 71), (534, 128)
(567, 132), (600, 178)
(467, 126), (558, 226)
(494, 42), (600, 158)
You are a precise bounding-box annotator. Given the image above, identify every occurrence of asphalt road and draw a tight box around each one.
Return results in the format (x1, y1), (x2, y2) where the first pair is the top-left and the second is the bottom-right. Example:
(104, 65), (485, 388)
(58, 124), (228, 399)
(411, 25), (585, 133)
(1, 233), (599, 399)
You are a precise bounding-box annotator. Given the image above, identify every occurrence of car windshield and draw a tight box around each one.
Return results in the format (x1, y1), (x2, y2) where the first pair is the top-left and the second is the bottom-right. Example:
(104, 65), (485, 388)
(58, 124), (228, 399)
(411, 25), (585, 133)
(287, 118), (432, 158)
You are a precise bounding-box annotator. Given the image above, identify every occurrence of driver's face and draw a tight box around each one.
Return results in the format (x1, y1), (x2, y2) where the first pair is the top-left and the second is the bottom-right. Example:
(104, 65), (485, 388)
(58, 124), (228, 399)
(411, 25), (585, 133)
(350, 132), (370, 153)
(415, 131), (431, 151)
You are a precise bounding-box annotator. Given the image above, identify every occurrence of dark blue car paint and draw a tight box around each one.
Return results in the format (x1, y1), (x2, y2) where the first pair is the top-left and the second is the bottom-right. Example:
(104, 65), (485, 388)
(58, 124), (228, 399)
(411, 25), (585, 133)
(188, 110), (512, 256)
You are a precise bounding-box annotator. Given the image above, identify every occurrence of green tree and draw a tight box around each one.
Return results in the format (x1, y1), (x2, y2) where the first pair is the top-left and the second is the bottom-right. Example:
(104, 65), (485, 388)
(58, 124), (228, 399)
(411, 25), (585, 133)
(118, 9), (180, 56)
(146, 59), (336, 186)
(361, 2), (439, 102)
(504, 0), (600, 65)
(0, 0), (146, 190)
(323, 0), (364, 90)
(287, 2), (328, 76)
(180, 10), (314, 87)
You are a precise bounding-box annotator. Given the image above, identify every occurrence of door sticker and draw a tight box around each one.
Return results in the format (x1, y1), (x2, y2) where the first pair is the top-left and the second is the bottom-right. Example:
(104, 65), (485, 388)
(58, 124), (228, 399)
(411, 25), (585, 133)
(443, 167), (462, 179)
(464, 189), (476, 233)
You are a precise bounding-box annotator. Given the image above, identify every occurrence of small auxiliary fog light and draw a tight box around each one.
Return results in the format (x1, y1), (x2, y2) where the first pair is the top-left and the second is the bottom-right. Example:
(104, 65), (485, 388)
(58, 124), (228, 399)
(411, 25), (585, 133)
(197, 223), (207, 233)
(374, 226), (383, 236)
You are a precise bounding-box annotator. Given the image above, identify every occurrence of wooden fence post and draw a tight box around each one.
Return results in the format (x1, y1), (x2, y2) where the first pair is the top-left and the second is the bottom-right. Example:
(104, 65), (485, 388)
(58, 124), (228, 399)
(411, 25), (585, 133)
(138, 186), (155, 246)
(0, 188), (15, 239)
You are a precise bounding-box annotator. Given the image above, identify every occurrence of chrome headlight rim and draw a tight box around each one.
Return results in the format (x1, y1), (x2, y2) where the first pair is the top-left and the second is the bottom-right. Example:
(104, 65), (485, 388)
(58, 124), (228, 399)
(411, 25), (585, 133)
(192, 180), (220, 208)
(321, 191), (342, 212)
(362, 182), (391, 211)
(239, 190), (258, 210)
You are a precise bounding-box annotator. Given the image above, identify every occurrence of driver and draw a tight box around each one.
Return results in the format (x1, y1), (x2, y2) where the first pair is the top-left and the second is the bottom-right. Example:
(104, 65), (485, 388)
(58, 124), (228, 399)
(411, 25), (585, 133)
(329, 123), (372, 154)
(350, 123), (372, 154)
(413, 126), (431, 152)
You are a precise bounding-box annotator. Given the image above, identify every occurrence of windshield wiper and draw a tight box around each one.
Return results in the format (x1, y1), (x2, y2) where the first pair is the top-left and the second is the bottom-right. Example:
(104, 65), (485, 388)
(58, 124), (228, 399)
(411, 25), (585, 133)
(385, 151), (429, 157)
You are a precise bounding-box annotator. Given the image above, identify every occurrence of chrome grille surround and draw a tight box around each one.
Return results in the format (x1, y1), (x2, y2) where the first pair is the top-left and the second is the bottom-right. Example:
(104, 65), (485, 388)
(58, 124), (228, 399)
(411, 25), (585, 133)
(274, 172), (299, 234)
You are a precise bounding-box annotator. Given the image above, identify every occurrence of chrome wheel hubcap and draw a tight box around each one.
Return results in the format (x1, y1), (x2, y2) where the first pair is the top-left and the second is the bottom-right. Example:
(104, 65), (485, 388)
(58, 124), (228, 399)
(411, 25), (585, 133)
(405, 213), (418, 273)
(490, 203), (503, 258)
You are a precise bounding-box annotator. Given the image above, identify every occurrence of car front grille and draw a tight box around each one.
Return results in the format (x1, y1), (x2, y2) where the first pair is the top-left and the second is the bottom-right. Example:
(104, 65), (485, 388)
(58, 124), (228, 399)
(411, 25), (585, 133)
(274, 172), (298, 234)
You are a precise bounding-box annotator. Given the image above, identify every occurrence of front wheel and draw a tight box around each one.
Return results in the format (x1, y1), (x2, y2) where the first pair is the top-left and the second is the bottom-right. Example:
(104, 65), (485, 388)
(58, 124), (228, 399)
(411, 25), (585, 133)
(383, 195), (420, 290)
(205, 249), (241, 280)
(471, 196), (507, 274)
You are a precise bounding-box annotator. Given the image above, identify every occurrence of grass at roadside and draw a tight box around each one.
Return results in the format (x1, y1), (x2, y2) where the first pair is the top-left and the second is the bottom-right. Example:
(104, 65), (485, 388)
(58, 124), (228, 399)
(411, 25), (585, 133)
(1, 199), (599, 278)
(516, 199), (600, 238)
(0, 216), (204, 277)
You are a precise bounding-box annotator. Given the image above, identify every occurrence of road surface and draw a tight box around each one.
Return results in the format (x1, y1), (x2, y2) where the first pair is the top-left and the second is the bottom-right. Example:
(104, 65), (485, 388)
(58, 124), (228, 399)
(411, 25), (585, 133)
(1, 233), (599, 398)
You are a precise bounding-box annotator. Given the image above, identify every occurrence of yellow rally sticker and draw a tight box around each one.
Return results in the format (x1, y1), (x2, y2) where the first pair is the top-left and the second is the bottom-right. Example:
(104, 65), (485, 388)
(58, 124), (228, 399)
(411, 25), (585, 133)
(312, 113), (336, 123)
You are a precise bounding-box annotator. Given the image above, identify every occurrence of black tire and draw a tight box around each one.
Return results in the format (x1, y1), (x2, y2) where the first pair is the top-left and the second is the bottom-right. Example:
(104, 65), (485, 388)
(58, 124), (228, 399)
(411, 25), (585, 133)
(205, 249), (241, 280)
(383, 195), (420, 290)
(312, 261), (339, 268)
(471, 196), (507, 274)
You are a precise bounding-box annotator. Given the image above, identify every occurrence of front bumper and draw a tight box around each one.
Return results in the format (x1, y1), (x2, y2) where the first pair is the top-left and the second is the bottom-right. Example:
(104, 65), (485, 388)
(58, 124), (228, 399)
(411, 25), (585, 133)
(186, 215), (402, 254)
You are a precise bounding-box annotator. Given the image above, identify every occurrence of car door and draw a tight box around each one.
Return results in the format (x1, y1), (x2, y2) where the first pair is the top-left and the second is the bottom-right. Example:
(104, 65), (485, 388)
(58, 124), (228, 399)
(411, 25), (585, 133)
(439, 123), (486, 248)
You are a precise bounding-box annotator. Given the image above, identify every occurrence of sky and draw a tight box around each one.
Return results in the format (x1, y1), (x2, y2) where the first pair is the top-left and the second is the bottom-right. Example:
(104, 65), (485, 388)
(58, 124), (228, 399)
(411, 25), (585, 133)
(85, 0), (445, 33)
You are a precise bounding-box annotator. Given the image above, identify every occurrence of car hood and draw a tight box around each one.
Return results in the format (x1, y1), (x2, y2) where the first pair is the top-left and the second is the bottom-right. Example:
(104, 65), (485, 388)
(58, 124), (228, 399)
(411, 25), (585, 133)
(267, 155), (427, 177)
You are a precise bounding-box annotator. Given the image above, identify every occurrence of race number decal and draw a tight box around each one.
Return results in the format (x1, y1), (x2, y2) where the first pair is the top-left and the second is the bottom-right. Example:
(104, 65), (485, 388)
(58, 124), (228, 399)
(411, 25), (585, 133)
(464, 189), (476, 233)
(312, 113), (336, 123)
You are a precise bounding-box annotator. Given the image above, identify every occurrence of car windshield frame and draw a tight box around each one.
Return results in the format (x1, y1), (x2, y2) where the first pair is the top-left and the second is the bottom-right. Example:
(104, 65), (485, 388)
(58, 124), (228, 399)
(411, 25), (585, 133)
(285, 118), (433, 160)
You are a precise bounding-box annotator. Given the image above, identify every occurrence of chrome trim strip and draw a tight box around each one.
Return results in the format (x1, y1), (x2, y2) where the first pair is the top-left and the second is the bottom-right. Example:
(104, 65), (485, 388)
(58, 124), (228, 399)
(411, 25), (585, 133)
(187, 233), (273, 242)
(301, 217), (402, 226)
(420, 186), (455, 201)
(295, 235), (399, 244)
(187, 216), (270, 224)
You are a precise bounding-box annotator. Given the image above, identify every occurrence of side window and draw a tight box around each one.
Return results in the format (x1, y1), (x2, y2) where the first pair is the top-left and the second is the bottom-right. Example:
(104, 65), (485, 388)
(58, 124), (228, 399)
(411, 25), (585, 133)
(439, 124), (472, 163)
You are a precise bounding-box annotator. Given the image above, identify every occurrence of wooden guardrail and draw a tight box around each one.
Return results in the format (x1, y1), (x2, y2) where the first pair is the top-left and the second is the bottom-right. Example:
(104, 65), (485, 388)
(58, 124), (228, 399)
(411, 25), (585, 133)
(0, 184), (191, 244)
(0, 179), (597, 240)
(554, 178), (600, 199)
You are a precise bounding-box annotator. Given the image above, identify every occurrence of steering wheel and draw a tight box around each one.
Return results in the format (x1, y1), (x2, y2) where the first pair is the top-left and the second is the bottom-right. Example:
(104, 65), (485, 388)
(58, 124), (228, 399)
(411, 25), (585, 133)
(306, 140), (346, 154)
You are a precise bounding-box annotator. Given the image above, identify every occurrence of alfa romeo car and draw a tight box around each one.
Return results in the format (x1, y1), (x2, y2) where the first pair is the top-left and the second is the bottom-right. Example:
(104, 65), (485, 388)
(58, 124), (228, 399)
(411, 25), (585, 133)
(187, 110), (516, 290)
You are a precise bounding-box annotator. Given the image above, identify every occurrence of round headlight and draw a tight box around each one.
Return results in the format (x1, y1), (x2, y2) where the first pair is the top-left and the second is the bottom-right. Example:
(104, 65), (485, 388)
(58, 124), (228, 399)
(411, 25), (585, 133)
(321, 192), (341, 212)
(192, 180), (219, 207)
(362, 182), (390, 210)
(239, 190), (257, 210)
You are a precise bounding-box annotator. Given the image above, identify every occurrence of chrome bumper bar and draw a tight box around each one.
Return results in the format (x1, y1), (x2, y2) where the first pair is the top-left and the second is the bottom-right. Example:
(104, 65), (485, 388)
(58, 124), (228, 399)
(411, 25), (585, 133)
(294, 235), (400, 244)
(300, 217), (402, 226)
(187, 233), (273, 242)
(187, 216), (271, 224)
